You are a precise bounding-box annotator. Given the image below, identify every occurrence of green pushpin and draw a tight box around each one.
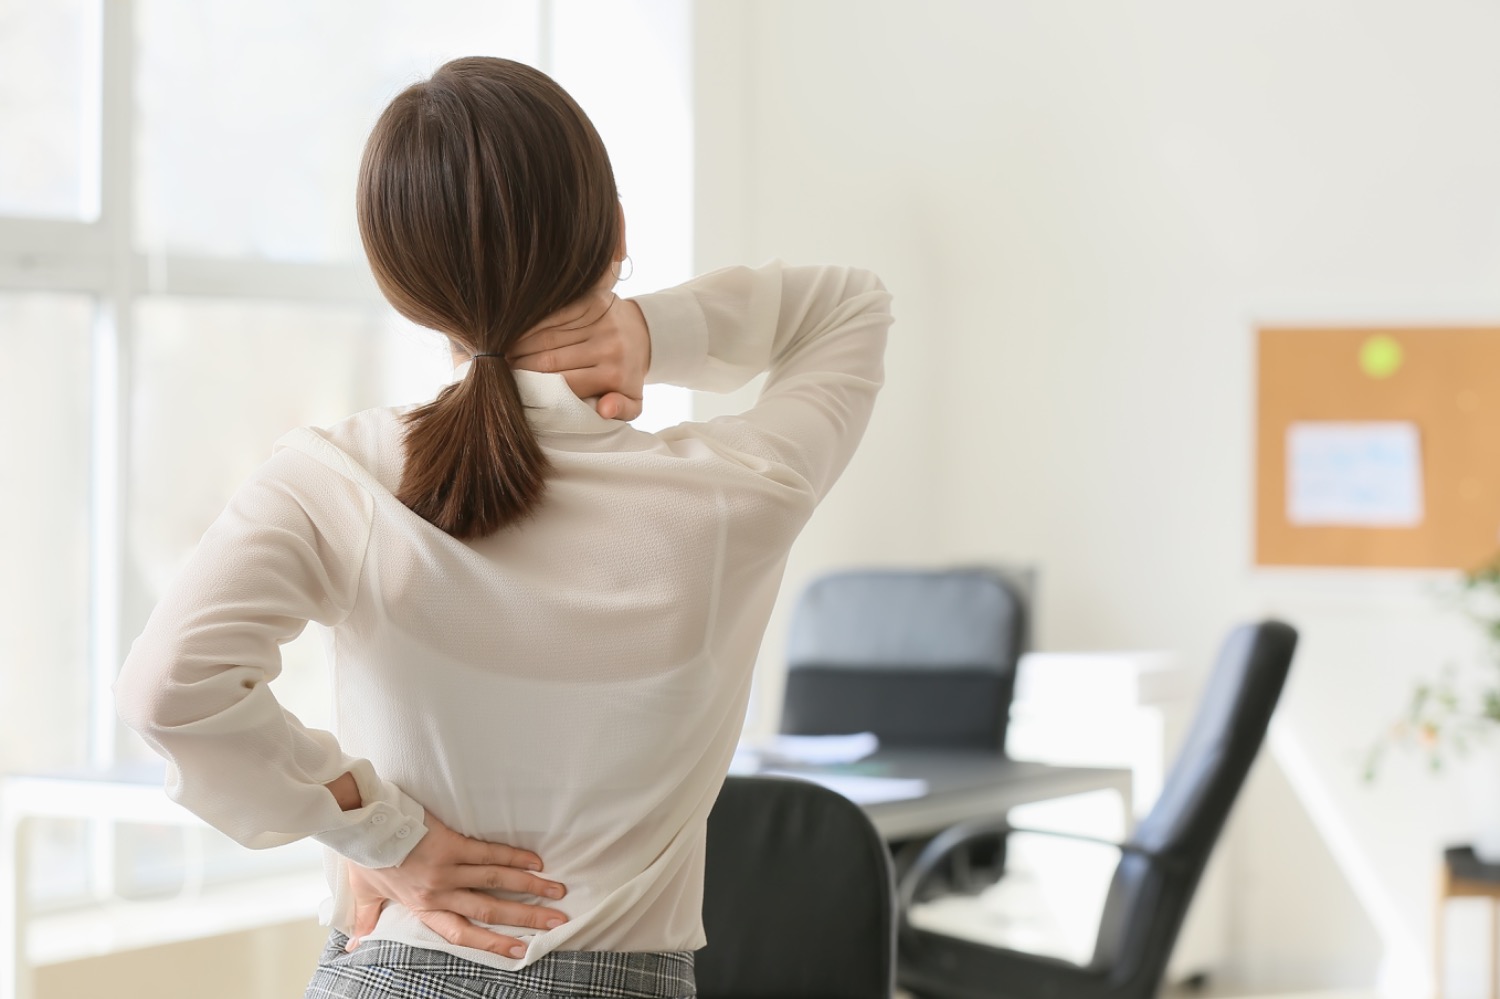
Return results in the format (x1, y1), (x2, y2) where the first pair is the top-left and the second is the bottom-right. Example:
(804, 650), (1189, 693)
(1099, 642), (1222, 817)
(1359, 334), (1403, 379)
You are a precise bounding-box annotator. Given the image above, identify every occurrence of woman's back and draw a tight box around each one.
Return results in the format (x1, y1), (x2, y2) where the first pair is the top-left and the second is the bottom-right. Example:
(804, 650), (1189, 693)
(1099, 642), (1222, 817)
(309, 365), (810, 955)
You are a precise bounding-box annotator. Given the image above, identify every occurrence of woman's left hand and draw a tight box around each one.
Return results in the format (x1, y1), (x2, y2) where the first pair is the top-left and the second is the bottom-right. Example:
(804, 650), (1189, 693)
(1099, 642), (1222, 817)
(508, 284), (651, 421)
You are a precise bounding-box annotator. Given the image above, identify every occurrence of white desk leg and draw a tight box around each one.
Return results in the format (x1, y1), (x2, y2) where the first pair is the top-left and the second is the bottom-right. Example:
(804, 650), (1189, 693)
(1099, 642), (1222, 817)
(1114, 769), (1136, 834)
(1, 802), (34, 999)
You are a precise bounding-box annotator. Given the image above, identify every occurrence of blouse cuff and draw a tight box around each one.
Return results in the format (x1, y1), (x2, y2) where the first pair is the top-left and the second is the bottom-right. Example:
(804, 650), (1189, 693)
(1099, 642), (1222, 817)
(312, 762), (429, 869)
(636, 286), (708, 388)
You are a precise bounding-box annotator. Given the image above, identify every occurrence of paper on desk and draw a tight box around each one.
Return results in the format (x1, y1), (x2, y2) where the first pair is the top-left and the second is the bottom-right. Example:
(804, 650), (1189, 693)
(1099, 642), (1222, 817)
(730, 731), (880, 773)
(763, 770), (929, 805)
(765, 732), (880, 764)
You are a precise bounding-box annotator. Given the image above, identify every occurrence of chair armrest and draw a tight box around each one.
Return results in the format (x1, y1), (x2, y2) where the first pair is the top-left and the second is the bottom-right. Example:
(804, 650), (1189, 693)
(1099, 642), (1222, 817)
(897, 817), (1160, 930)
(1002, 825), (1132, 850)
(900, 819), (1056, 915)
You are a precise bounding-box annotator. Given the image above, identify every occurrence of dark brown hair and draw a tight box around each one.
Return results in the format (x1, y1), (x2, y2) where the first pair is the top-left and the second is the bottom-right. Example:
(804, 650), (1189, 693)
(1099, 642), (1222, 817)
(357, 57), (620, 539)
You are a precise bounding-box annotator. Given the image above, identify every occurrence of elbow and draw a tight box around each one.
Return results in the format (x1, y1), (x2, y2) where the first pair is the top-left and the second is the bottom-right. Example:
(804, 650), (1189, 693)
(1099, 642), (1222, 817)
(846, 266), (887, 296)
(113, 655), (168, 742)
(116, 650), (266, 744)
(113, 640), (215, 741)
(844, 268), (891, 318)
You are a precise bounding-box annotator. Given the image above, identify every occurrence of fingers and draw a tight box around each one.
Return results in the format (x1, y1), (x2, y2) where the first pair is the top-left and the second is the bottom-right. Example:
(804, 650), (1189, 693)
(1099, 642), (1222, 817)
(503, 363), (645, 422)
(448, 864), (565, 899)
(515, 291), (617, 348)
(507, 292), (649, 419)
(597, 392), (642, 422)
(346, 895), (388, 951)
(346, 866), (389, 952)
(574, 370), (637, 404)
(419, 909), (534, 960)
(509, 341), (602, 375)
(456, 837), (544, 873)
(420, 818), (540, 871)
(508, 327), (591, 362)
(435, 889), (570, 932)
(412, 826), (565, 894)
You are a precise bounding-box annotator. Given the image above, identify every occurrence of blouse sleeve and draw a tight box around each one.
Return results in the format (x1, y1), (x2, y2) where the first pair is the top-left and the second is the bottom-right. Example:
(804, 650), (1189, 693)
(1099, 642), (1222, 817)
(636, 261), (891, 502)
(113, 444), (429, 869)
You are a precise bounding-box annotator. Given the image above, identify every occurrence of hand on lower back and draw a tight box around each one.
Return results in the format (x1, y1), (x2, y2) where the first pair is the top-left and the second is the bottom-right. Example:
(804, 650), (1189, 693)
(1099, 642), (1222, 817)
(345, 810), (569, 960)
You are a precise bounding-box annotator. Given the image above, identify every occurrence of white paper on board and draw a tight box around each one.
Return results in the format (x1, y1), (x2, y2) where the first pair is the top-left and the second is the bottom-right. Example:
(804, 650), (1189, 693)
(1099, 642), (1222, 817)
(1286, 421), (1424, 527)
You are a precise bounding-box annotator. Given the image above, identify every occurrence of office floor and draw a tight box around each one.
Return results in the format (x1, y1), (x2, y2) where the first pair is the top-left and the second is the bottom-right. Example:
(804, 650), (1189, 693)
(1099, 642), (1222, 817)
(905, 886), (1383, 999)
(898, 989), (1380, 999)
(1162, 993), (1378, 999)
(896, 974), (1381, 999)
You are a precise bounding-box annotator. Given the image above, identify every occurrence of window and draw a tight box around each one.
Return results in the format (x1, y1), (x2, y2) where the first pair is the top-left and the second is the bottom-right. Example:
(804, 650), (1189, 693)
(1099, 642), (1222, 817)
(0, 294), (94, 773)
(1, 0), (693, 916)
(0, 0), (100, 219)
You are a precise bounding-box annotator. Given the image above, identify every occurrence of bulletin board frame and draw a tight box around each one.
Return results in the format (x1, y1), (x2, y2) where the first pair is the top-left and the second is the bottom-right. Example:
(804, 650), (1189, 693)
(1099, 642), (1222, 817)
(1256, 326), (1500, 569)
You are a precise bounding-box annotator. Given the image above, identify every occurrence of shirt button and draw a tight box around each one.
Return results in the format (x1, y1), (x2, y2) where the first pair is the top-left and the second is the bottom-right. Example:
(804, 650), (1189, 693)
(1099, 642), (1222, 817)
(395, 826), (411, 839)
(371, 813), (387, 826)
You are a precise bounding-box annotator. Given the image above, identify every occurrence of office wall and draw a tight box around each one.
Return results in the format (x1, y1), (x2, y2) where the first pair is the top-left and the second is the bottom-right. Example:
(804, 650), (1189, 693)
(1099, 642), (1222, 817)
(694, 1), (1500, 992)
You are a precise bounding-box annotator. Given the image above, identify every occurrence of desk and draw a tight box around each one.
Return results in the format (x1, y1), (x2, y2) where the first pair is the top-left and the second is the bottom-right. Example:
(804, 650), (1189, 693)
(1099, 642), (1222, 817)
(1437, 845), (1500, 999)
(761, 749), (1133, 841)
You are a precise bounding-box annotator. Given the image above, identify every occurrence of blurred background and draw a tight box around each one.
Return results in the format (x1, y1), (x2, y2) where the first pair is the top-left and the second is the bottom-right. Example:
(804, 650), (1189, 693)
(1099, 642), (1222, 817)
(5, 0), (1500, 996)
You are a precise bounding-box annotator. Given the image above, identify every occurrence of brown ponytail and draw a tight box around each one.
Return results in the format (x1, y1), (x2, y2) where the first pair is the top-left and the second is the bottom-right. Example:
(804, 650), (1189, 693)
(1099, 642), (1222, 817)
(356, 57), (621, 539)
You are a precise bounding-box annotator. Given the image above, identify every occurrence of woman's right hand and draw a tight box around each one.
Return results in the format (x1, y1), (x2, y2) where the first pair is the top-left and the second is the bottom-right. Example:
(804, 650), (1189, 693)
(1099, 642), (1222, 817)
(345, 810), (569, 959)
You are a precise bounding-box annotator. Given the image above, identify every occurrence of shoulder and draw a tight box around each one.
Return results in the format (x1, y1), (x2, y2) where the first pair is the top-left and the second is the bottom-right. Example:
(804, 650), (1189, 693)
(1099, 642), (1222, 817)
(273, 406), (411, 496)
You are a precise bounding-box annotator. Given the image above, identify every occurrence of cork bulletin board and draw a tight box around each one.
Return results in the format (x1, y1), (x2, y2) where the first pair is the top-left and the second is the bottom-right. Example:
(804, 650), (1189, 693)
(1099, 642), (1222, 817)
(1256, 326), (1500, 568)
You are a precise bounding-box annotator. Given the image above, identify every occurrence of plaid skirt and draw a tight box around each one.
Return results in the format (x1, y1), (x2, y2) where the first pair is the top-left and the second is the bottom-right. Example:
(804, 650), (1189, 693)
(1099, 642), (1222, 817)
(306, 932), (696, 999)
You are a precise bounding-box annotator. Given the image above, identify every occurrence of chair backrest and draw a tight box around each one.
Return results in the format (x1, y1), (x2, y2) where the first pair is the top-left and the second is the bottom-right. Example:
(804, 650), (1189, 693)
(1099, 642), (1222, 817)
(698, 776), (896, 999)
(780, 567), (1029, 750)
(1091, 620), (1297, 984)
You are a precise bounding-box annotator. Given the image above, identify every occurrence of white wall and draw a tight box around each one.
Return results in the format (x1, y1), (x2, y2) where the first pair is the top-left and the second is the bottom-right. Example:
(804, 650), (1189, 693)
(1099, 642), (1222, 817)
(693, 2), (1500, 993)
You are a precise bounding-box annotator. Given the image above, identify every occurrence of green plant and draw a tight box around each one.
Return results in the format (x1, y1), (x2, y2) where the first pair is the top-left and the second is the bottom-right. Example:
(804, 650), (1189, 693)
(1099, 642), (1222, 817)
(1365, 554), (1500, 780)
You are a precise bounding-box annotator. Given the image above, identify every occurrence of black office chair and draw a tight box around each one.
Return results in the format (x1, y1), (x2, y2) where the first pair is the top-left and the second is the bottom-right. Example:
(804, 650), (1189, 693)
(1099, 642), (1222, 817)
(697, 775), (896, 999)
(780, 567), (1031, 894)
(897, 620), (1298, 999)
(780, 567), (1030, 751)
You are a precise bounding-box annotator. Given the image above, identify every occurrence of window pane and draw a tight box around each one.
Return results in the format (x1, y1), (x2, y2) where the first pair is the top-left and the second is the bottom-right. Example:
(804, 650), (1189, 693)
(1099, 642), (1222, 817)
(135, 0), (540, 262)
(0, 0), (99, 219)
(0, 294), (93, 776)
(549, 0), (693, 299)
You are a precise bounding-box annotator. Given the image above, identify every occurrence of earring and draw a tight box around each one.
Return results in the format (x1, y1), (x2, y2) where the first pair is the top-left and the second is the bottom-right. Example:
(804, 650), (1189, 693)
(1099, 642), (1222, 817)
(615, 255), (634, 282)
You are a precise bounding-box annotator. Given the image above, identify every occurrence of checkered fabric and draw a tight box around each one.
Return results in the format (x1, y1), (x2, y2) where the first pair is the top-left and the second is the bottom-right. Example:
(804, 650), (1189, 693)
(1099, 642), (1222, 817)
(305, 933), (696, 999)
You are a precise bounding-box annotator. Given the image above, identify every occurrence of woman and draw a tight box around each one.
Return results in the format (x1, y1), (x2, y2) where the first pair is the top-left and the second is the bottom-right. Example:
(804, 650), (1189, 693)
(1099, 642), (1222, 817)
(114, 56), (889, 998)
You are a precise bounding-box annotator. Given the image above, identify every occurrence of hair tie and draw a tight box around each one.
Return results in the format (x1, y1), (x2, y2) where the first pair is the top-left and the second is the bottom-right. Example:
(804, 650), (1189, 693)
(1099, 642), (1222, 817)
(470, 353), (505, 359)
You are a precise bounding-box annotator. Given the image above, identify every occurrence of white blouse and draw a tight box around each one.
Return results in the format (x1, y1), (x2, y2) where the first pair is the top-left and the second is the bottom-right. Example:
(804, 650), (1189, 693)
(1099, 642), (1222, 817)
(114, 261), (890, 970)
